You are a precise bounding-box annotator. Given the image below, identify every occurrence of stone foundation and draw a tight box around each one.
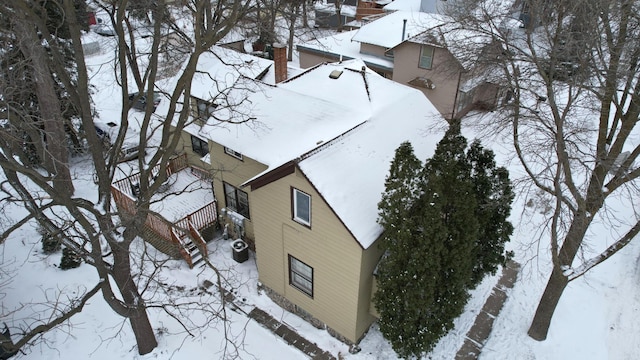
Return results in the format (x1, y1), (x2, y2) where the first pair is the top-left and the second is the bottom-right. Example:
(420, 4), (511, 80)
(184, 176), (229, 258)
(260, 284), (356, 346)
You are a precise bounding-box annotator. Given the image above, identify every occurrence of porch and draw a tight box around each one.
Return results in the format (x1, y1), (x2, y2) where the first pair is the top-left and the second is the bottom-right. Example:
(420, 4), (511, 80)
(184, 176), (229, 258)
(111, 154), (218, 268)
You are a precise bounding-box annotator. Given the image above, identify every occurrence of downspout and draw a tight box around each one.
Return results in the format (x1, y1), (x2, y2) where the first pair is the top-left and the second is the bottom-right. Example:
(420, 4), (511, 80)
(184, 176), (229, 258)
(451, 69), (463, 122)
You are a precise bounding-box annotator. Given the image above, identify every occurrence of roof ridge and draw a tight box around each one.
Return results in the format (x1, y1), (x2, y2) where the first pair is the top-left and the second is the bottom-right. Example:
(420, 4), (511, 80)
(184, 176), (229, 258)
(297, 120), (368, 162)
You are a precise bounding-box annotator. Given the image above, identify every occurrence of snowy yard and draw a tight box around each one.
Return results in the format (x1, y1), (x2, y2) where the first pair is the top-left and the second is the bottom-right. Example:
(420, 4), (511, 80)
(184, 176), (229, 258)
(2, 7), (640, 360)
(5, 126), (639, 359)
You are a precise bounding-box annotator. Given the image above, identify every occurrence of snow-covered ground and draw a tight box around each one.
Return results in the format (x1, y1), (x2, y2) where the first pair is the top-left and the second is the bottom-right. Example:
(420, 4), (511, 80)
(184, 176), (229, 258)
(2, 15), (640, 360)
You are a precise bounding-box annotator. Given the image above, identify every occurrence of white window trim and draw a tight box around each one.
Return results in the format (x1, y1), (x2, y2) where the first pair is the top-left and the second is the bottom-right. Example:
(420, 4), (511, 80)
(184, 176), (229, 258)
(419, 45), (434, 70)
(224, 147), (243, 160)
(289, 255), (313, 297)
(292, 188), (311, 226)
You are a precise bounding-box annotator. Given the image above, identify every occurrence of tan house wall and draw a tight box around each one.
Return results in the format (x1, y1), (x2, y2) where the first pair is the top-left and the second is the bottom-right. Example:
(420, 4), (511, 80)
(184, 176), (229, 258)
(392, 42), (463, 119)
(176, 130), (268, 242)
(359, 43), (387, 58)
(251, 166), (380, 343)
(356, 237), (384, 336)
(298, 50), (339, 69)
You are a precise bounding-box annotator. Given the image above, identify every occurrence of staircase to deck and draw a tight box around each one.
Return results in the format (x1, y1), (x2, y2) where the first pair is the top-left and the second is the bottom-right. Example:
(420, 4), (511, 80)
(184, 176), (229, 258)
(171, 221), (210, 268)
(184, 238), (205, 267)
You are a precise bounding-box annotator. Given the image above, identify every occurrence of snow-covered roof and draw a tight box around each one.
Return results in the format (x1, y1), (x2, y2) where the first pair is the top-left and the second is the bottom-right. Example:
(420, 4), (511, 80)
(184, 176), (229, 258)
(188, 59), (444, 249)
(188, 72), (365, 172)
(383, 0), (422, 12)
(190, 47), (274, 101)
(218, 27), (247, 45)
(315, 3), (358, 17)
(352, 11), (451, 49)
(295, 64), (443, 248)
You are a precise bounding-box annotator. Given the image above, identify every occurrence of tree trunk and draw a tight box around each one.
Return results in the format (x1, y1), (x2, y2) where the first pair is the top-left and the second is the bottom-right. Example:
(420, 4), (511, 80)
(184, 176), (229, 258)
(126, 304), (158, 355)
(527, 265), (569, 340)
(15, 19), (74, 196)
(111, 245), (158, 355)
(527, 209), (593, 340)
(302, 0), (308, 27)
(287, 5), (299, 61)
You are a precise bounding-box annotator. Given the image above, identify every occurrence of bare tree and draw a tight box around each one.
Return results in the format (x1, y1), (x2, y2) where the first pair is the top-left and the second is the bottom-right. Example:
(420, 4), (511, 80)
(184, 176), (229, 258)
(444, 0), (640, 341)
(0, 0), (252, 356)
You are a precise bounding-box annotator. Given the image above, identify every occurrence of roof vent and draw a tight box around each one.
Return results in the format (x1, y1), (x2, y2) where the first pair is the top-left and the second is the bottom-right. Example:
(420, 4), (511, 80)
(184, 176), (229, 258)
(329, 70), (343, 79)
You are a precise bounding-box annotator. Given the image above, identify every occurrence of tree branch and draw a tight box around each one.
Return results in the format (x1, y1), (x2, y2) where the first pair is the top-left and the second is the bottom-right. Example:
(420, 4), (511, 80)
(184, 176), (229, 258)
(5, 282), (102, 353)
(565, 219), (640, 281)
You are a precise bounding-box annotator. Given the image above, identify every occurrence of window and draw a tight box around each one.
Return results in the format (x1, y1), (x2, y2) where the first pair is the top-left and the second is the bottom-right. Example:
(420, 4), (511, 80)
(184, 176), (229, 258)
(224, 182), (250, 218)
(191, 135), (209, 157)
(289, 255), (313, 297)
(292, 188), (311, 226)
(224, 147), (243, 160)
(455, 88), (475, 114)
(419, 45), (435, 69)
(196, 98), (216, 118)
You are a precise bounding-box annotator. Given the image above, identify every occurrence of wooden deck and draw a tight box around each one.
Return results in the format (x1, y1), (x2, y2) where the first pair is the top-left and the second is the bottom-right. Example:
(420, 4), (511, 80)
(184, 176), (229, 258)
(111, 154), (217, 268)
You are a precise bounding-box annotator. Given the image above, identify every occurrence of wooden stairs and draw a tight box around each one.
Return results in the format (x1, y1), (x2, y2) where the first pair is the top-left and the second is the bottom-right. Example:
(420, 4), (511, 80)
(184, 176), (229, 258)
(171, 221), (209, 269)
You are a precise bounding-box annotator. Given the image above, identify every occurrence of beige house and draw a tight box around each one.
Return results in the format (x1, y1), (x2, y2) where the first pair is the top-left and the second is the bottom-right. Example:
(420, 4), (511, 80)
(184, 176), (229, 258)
(297, 10), (500, 120)
(174, 50), (443, 344)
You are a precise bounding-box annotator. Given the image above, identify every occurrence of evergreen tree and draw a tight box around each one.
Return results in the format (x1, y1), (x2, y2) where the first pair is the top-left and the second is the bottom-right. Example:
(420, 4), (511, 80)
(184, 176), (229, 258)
(375, 142), (434, 358)
(467, 140), (514, 287)
(375, 128), (514, 358)
(377, 141), (423, 237)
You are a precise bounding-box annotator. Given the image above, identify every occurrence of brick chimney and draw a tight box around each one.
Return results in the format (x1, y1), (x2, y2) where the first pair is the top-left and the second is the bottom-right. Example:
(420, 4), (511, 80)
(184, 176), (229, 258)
(273, 43), (287, 83)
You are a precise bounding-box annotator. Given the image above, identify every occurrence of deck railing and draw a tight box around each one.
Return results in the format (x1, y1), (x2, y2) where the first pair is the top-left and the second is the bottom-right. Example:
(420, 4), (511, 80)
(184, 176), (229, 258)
(110, 154), (216, 266)
(113, 154), (189, 198)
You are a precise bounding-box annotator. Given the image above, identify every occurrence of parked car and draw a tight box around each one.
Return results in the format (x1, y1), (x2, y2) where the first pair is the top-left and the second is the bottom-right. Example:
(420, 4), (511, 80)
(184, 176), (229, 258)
(94, 120), (143, 162)
(92, 18), (115, 36)
(128, 92), (161, 112)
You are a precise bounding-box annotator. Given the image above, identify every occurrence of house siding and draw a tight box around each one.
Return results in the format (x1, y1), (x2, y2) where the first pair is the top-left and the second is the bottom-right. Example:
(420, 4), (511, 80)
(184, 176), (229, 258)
(298, 49), (340, 69)
(356, 237), (384, 337)
(393, 42), (462, 119)
(359, 43), (387, 58)
(251, 166), (376, 343)
(177, 130), (268, 242)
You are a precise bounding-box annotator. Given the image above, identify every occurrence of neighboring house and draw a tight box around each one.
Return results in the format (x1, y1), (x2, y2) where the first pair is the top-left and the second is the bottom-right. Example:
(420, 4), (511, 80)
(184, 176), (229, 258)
(175, 47), (444, 344)
(297, 10), (499, 120)
(384, 0), (456, 14)
(315, 0), (357, 28)
(218, 28), (249, 53)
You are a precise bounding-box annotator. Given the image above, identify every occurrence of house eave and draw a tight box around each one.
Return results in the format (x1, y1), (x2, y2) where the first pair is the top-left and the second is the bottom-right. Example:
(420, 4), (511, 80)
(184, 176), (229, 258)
(296, 45), (394, 73)
(245, 161), (296, 191)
